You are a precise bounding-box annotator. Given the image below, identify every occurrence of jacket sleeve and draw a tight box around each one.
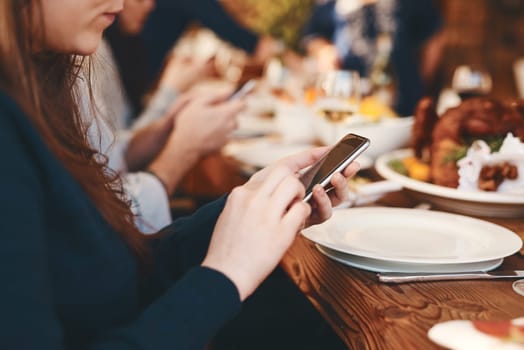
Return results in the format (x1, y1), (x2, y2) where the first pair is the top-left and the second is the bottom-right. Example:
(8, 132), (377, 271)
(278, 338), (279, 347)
(0, 99), (240, 350)
(151, 196), (228, 278)
(96, 266), (241, 350)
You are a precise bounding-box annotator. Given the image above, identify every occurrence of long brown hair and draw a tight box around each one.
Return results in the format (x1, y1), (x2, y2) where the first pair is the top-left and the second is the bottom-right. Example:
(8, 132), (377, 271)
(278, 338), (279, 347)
(0, 0), (148, 259)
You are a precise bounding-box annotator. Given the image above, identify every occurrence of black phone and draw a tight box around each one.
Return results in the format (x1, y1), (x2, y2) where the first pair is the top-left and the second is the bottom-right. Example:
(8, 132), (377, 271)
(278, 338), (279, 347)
(300, 133), (370, 202)
(228, 79), (257, 101)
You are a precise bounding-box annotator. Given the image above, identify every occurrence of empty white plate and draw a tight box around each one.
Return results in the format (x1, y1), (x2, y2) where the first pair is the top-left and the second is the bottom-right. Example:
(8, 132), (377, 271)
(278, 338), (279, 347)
(316, 244), (503, 273)
(301, 207), (522, 265)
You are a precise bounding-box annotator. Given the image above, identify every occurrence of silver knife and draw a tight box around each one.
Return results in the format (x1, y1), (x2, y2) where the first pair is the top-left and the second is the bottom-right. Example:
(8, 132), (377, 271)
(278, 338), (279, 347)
(377, 270), (524, 284)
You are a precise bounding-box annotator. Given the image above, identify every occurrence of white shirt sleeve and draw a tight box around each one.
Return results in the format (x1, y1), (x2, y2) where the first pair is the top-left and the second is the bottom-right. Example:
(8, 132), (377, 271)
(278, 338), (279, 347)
(131, 85), (179, 131)
(123, 172), (172, 234)
(78, 41), (174, 234)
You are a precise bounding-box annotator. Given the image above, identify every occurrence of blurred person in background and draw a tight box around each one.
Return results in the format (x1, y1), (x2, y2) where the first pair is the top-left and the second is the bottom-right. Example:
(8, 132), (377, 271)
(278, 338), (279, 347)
(104, 0), (215, 120)
(302, 0), (444, 116)
(0, 1), (359, 349)
(117, 0), (285, 111)
(84, 81), (243, 233)
(86, 0), (244, 233)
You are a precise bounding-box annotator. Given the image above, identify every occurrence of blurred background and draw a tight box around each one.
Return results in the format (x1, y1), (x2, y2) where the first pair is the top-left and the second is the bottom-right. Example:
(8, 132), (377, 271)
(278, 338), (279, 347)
(221, 0), (524, 100)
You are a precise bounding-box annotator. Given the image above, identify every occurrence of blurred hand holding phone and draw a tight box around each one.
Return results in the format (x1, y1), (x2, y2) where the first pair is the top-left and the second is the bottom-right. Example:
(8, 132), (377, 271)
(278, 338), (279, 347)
(300, 133), (370, 202)
(228, 79), (257, 101)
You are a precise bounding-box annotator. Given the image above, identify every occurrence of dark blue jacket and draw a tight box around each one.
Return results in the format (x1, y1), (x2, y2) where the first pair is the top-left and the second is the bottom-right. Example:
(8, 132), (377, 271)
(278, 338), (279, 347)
(0, 91), (240, 349)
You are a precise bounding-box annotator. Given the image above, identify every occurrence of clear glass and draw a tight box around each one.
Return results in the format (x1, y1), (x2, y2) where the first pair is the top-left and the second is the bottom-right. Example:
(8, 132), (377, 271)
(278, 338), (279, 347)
(314, 70), (361, 122)
(451, 65), (492, 99)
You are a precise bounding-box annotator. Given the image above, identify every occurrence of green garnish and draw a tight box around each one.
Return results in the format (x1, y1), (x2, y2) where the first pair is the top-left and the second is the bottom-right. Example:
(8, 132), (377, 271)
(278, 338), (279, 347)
(443, 146), (468, 164)
(443, 136), (505, 165)
(486, 137), (504, 152)
(388, 159), (408, 176)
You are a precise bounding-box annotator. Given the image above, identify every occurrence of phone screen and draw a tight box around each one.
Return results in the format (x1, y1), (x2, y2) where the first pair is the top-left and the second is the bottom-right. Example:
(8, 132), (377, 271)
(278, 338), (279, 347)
(300, 133), (369, 201)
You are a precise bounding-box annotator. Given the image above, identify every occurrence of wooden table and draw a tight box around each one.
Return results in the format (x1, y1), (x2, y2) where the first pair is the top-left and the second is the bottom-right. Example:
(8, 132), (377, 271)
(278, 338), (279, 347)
(281, 191), (524, 349)
(182, 153), (524, 350)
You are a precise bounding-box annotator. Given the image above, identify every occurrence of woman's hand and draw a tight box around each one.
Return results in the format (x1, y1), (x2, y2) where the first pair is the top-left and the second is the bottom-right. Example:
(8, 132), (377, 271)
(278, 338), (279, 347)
(158, 55), (215, 93)
(268, 147), (360, 226)
(202, 147), (359, 301)
(172, 92), (244, 156)
(202, 163), (310, 301)
(147, 92), (244, 195)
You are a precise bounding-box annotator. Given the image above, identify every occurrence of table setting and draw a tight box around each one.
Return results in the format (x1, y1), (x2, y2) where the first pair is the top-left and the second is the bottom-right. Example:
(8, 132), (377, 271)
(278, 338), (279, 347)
(185, 54), (524, 348)
(274, 94), (521, 350)
(291, 93), (523, 348)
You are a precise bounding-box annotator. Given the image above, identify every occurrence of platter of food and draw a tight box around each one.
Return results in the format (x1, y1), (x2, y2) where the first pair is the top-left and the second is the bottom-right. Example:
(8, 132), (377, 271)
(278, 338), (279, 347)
(376, 148), (524, 217)
(375, 96), (524, 218)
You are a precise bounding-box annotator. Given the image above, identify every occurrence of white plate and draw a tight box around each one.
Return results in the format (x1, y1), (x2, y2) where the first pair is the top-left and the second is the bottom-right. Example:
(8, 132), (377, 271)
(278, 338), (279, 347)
(316, 245), (503, 273)
(301, 207), (522, 264)
(375, 149), (524, 218)
(223, 139), (373, 172)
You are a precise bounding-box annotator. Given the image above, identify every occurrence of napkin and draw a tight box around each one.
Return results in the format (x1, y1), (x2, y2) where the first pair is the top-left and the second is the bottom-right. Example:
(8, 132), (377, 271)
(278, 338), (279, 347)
(428, 317), (524, 350)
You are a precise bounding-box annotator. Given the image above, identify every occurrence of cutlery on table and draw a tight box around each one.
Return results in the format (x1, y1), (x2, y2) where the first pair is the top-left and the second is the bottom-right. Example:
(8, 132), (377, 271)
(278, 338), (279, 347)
(377, 270), (524, 283)
(334, 180), (402, 208)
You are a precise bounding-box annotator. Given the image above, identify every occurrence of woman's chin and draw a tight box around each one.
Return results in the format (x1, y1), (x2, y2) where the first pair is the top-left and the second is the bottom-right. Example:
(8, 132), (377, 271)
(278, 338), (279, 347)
(71, 36), (104, 56)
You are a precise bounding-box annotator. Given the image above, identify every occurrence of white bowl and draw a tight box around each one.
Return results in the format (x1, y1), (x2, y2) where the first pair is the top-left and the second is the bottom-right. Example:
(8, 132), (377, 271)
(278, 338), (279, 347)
(314, 115), (414, 159)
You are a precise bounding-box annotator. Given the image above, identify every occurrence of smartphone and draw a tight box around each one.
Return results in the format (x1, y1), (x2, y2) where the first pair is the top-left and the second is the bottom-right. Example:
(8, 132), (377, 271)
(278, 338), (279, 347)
(228, 79), (257, 101)
(300, 133), (370, 202)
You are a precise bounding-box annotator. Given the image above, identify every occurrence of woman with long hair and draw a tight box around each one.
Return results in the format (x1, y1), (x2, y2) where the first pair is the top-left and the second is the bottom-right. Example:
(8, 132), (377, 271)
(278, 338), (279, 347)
(0, 0), (358, 349)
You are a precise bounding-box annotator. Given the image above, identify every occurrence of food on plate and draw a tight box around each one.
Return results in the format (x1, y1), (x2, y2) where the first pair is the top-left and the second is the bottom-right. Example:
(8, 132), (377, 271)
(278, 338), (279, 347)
(409, 96), (524, 192)
(472, 319), (524, 343)
(428, 317), (524, 350)
(388, 156), (430, 182)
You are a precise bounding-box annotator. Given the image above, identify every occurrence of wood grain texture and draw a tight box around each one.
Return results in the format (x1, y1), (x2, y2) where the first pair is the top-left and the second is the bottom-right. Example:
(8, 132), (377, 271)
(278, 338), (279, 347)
(281, 235), (524, 350)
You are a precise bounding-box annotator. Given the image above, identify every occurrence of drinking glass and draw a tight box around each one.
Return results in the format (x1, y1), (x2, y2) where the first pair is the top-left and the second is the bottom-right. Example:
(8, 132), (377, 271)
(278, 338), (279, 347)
(451, 65), (492, 99)
(314, 70), (361, 122)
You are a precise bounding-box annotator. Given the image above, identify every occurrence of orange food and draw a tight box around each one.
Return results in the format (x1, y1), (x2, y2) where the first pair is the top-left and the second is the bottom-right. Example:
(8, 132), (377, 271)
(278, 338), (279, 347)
(401, 156), (418, 169)
(408, 162), (430, 182)
(400, 156), (431, 182)
(473, 320), (512, 338)
(304, 87), (317, 105)
(473, 320), (524, 343)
